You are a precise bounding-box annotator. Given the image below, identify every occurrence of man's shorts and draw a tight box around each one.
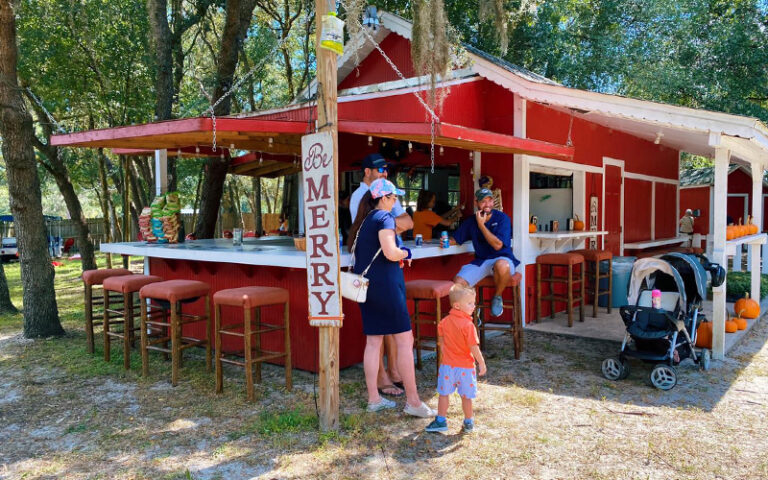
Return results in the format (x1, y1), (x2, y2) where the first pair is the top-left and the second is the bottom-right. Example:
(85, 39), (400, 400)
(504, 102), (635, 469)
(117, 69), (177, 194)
(456, 257), (516, 287)
(436, 364), (477, 399)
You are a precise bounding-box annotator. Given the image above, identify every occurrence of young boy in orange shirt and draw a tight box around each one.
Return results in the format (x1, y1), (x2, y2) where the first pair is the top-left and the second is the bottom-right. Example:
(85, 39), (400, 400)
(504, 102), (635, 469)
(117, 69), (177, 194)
(425, 284), (487, 433)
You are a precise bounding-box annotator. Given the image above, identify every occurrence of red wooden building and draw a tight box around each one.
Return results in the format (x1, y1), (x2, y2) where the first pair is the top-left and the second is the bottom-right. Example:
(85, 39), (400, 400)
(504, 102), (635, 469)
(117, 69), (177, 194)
(53, 11), (768, 361)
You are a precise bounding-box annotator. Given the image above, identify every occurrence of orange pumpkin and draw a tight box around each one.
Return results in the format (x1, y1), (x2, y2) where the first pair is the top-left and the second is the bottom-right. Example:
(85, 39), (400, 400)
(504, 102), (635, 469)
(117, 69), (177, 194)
(726, 226), (736, 241)
(735, 293), (760, 319)
(747, 215), (758, 235)
(725, 318), (739, 333)
(733, 315), (748, 331)
(695, 320), (713, 348)
(738, 218), (748, 237)
(573, 214), (585, 231)
(529, 223), (537, 233)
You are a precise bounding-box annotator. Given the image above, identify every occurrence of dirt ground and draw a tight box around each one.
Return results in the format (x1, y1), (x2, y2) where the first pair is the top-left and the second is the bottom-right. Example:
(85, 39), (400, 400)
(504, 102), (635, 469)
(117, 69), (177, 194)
(1, 259), (767, 479)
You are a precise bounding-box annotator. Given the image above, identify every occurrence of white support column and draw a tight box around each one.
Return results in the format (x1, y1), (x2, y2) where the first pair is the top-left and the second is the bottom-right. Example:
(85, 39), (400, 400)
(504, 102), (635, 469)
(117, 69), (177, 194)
(711, 137), (730, 360)
(751, 161), (763, 300)
(512, 94), (528, 324)
(733, 246), (742, 272)
(154, 149), (168, 196)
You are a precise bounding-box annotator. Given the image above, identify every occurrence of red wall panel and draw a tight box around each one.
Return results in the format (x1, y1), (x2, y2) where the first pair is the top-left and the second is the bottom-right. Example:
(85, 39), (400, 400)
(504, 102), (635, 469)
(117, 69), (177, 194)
(623, 179), (652, 242)
(338, 34), (415, 89)
(680, 187), (710, 235)
(655, 182), (677, 239)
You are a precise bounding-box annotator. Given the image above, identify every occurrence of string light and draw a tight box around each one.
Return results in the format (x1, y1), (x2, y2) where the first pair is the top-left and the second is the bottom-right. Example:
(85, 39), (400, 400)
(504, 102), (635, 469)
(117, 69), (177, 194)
(195, 146), (200, 154)
(439, 146), (444, 156)
(408, 142), (413, 153)
(367, 136), (373, 146)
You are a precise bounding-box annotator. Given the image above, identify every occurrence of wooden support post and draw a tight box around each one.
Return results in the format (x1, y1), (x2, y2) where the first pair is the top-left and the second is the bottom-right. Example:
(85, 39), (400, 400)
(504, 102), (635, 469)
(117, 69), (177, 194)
(512, 93), (529, 324)
(155, 149), (168, 196)
(122, 156), (131, 269)
(315, 0), (340, 431)
(710, 136), (729, 360)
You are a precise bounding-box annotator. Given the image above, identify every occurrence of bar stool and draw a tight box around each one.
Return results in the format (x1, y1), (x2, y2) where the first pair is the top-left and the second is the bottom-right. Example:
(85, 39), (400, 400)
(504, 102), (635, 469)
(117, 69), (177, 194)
(405, 279), (454, 375)
(536, 253), (585, 327)
(82, 268), (132, 354)
(213, 286), (292, 400)
(571, 248), (613, 317)
(474, 272), (523, 359)
(102, 274), (163, 369)
(139, 280), (212, 386)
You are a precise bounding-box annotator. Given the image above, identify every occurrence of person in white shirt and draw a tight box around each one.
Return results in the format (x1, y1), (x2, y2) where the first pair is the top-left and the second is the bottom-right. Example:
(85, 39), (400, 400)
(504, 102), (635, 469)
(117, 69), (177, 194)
(350, 153), (413, 233)
(350, 153), (413, 397)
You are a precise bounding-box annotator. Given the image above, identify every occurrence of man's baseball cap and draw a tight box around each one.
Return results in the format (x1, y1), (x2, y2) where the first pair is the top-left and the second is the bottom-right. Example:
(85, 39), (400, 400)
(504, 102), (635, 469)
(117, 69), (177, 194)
(475, 188), (493, 202)
(361, 153), (388, 170)
(370, 179), (405, 199)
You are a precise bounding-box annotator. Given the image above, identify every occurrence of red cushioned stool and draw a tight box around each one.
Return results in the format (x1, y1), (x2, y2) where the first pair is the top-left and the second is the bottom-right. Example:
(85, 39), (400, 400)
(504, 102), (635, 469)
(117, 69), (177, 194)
(213, 286), (292, 400)
(405, 279), (454, 375)
(82, 268), (132, 354)
(571, 248), (613, 317)
(102, 274), (163, 369)
(474, 272), (523, 359)
(536, 253), (585, 327)
(139, 280), (212, 386)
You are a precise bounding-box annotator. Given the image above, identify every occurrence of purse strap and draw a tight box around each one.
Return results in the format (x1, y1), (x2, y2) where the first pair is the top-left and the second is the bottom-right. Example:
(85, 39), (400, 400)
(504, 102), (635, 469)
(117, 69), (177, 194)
(350, 211), (382, 276)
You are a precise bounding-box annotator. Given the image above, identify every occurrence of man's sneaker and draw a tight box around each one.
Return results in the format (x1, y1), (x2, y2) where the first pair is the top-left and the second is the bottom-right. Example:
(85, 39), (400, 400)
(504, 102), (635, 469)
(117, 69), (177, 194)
(462, 419), (475, 434)
(425, 418), (448, 432)
(403, 401), (436, 418)
(491, 295), (504, 317)
(367, 397), (396, 412)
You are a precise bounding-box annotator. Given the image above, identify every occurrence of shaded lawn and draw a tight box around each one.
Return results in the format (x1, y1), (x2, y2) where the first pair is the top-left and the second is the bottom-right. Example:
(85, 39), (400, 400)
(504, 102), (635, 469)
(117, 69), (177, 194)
(1, 254), (768, 479)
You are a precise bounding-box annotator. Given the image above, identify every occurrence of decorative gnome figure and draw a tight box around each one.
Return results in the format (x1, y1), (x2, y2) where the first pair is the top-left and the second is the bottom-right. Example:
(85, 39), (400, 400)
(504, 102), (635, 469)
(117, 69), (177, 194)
(478, 176), (503, 212)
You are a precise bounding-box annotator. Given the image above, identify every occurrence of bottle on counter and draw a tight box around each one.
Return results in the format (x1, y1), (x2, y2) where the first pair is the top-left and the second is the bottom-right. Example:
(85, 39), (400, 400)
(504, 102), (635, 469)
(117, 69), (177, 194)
(441, 231), (450, 249)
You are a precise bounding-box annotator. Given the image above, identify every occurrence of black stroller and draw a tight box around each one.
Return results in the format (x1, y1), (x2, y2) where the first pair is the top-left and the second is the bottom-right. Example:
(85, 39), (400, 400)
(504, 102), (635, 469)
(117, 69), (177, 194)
(601, 253), (725, 390)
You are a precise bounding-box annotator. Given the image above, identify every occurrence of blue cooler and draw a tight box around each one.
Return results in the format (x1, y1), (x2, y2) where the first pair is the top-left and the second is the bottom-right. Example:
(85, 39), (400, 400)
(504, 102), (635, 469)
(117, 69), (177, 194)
(599, 256), (637, 308)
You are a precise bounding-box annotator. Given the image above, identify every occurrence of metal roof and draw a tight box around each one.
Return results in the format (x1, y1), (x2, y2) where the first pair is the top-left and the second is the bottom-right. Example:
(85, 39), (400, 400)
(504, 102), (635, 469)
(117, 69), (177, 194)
(679, 165), (768, 187)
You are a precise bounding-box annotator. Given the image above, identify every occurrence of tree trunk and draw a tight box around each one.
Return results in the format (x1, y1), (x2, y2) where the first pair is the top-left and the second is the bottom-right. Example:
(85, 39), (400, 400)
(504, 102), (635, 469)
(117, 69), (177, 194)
(97, 149), (113, 267)
(193, 0), (258, 238)
(0, 0), (62, 336)
(251, 177), (262, 233)
(0, 260), (17, 314)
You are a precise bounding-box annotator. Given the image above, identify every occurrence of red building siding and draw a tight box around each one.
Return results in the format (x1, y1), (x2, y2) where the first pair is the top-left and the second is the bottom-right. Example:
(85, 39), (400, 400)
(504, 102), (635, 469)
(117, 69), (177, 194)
(655, 182), (678, 239)
(680, 186), (710, 234)
(338, 34), (415, 89)
(624, 179), (653, 243)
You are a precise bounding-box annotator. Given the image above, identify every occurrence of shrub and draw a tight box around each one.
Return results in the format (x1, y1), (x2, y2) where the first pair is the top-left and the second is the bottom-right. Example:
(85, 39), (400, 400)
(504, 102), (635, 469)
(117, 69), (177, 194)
(726, 271), (768, 302)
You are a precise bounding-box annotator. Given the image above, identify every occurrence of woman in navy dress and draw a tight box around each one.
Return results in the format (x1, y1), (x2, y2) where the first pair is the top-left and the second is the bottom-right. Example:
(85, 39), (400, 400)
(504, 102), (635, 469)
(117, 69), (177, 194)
(348, 179), (436, 418)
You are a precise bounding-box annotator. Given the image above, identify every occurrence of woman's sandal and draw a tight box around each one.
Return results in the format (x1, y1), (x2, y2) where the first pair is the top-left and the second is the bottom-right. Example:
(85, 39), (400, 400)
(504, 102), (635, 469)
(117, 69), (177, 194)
(378, 384), (404, 397)
(392, 381), (404, 390)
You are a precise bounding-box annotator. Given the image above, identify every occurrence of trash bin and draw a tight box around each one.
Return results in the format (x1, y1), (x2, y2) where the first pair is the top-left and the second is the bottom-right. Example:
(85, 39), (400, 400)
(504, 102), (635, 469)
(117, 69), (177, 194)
(599, 256), (636, 308)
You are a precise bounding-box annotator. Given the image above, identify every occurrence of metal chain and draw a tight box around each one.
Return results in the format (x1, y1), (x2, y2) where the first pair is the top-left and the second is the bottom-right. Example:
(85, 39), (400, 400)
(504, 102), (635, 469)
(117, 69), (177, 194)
(340, 1), (441, 172)
(203, 33), (293, 151)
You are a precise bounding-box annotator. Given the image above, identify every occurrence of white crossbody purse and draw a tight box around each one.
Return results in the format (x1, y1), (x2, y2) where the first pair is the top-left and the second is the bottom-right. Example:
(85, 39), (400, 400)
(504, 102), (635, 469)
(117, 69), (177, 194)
(340, 213), (381, 303)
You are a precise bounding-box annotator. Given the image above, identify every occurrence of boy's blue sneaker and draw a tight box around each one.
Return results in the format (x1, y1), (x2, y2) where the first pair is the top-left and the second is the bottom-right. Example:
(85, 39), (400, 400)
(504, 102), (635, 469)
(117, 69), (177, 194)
(491, 295), (504, 317)
(462, 419), (474, 434)
(425, 418), (448, 432)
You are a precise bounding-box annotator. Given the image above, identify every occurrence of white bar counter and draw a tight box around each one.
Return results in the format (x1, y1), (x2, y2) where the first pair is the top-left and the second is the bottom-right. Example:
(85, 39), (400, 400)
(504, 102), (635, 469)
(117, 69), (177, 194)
(101, 237), (475, 269)
(529, 230), (608, 253)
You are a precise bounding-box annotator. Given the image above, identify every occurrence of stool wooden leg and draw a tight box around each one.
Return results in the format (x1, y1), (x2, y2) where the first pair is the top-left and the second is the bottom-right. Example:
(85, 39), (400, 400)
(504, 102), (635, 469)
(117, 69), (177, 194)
(536, 264), (541, 322)
(284, 300), (292, 391)
(205, 295), (212, 372)
(215, 303), (223, 394)
(567, 264), (573, 327)
(513, 284), (522, 359)
(244, 307), (254, 401)
(579, 263), (585, 323)
(123, 292), (132, 370)
(478, 287), (487, 351)
(435, 298), (442, 378)
(85, 284), (95, 354)
(171, 301), (180, 386)
(103, 291), (111, 362)
(414, 299), (422, 370)
(607, 257), (613, 314)
(140, 299), (149, 377)
(591, 260), (598, 318)
(254, 307), (262, 384)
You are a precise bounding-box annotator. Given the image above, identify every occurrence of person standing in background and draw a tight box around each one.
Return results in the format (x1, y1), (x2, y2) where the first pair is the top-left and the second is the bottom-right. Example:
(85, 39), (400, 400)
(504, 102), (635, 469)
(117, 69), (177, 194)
(679, 209), (694, 246)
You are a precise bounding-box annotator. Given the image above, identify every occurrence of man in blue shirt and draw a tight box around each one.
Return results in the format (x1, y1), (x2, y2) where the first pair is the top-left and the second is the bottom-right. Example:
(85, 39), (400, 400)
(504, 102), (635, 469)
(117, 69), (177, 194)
(449, 188), (520, 317)
(350, 153), (413, 233)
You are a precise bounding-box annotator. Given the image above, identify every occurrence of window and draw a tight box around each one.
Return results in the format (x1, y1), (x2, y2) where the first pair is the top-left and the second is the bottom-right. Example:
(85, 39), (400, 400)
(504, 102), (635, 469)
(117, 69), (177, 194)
(447, 175), (460, 207)
(394, 171), (425, 209)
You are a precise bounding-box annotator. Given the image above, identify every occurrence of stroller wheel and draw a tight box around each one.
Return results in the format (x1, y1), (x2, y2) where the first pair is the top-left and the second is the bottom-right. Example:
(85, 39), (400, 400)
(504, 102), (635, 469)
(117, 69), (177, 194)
(700, 348), (711, 371)
(649, 364), (677, 390)
(618, 359), (631, 380)
(601, 358), (626, 381)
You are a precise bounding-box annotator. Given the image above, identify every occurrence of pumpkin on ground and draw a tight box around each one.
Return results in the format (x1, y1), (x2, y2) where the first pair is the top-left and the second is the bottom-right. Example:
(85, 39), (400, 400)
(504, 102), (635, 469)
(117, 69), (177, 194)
(573, 214), (585, 231)
(733, 314), (748, 331)
(696, 320), (713, 348)
(735, 293), (760, 319)
(725, 317), (739, 333)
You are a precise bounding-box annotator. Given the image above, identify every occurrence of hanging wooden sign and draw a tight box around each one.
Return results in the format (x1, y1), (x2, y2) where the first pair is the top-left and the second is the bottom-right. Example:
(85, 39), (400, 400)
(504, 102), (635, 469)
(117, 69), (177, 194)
(302, 132), (343, 327)
(589, 194), (599, 249)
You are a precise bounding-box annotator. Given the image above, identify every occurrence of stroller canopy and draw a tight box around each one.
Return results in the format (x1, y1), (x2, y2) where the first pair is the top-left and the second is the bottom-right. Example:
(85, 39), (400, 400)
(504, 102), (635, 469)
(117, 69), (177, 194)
(627, 253), (709, 309)
(628, 258), (687, 307)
